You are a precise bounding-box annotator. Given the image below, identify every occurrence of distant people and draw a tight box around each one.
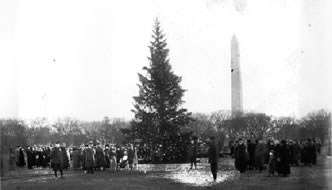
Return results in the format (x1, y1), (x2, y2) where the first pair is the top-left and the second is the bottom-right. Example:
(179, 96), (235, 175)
(104, 144), (110, 169)
(72, 147), (81, 169)
(109, 146), (117, 172)
(187, 138), (198, 170)
(133, 145), (138, 170)
(26, 146), (34, 169)
(116, 147), (123, 171)
(267, 150), (276, 177)
(95, 142), (106, 171)
(255, 139), (266, 173)
(84, 142), (95, 174)
(208, 136), (219, 182)
(18, 147), (26, 168)
(9, 148), (16, 170)
(292, 140), (301, 167)
(60, 144), (69, 170)
(128, 144), (135, 170)
(234, 138), (247, 173)
(278, 140), (291, 177)
(247, 139), (256, 170)
(50, 142), (65, 179)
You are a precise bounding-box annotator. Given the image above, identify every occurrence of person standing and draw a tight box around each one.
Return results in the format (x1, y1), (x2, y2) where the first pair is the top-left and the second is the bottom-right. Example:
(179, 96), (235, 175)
(116, 146), (123, 171)
(84, 142), (95, 174)
(94, 142), (106, 171)
(50, 142), (65, 179)
(235, 138), (247, 173)
(127, 144), (135, 170)
(278, 140), (291, 177)
(104, 144), (110, 169)
(72, 147), (81, 169)
(247, 140), (256, 170)
(188, 137), (198, 170)
(26, 146), (34, 169)
(9, 148), (16, 171)
(208, 136), (219, 182)
(255, 139), (266, 173)
(109, 146), (117, 172)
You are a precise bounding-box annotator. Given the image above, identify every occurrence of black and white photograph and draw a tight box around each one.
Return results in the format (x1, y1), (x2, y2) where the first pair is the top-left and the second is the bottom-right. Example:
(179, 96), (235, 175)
(1, 0), (331, 189)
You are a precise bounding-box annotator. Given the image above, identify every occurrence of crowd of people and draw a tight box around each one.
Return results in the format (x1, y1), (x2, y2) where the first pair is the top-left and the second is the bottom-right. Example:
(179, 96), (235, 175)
(8, 141), (139, 179)
(7, 136), (322, 181)
(230, 137), (321, 177)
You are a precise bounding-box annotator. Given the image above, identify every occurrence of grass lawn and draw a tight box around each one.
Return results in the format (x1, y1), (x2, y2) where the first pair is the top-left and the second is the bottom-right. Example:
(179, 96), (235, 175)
(1, 156), (331, 190)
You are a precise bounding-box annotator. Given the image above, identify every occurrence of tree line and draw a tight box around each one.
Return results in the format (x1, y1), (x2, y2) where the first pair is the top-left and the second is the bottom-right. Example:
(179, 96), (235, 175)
(0, 116), (129, 153)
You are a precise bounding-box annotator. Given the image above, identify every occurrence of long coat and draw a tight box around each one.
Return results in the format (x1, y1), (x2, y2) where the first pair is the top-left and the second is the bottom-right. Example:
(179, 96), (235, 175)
(187, 143), (198, 162)
(84, 148), (95, 168)
(50, 147), (64, 168)
(72, 150), (81, 168)
(235, 144), (247, 173)
(208, 142), (219, 164)
(255, 142), (266, 169)
(278, 144), (290, 175)
(95, 147), (106, 168)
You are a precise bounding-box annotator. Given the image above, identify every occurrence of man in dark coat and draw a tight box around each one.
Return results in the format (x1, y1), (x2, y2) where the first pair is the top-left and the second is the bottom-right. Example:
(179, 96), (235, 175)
(84, 142), (95, 174)
(187, 138), (198, 170)
(50, 142), (65, 179)
(94, 143), (106, 171)
(255, 139), (266, 173)
(247, 140), (256, 170)
(26, 146), (34, 169)
(116, 147), (123, 171)
(208, 136), (219, 182)
(278, 140), (291, 177)
(104, 145), (110, 169)
(235, 138), (247, 173)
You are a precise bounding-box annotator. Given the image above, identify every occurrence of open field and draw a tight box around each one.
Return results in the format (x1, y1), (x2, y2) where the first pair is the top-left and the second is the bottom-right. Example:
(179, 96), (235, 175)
(1, 156), (331, 190)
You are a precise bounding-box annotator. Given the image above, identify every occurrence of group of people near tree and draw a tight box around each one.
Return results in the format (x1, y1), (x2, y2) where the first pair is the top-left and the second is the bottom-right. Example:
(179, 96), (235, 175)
(231, 137), (321, 177)
(8, 141), (139, 179)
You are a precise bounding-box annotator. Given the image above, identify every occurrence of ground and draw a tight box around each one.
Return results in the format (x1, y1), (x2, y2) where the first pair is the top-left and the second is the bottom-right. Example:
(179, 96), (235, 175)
(1, 156), (331, 190)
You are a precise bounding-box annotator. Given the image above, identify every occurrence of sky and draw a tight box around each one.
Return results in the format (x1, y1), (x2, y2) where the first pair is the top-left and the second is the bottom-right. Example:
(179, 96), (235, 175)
(0, 0), (331, 121)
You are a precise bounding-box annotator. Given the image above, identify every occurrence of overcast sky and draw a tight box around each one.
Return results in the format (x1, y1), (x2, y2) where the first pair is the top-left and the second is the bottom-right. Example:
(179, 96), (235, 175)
(0, 0), (331, 121)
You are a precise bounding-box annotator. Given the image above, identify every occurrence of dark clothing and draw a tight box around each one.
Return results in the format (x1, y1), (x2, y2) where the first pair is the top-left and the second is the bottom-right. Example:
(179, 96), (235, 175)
(104, 149), (110, 168)
(128, 148), (135, 166)
(235, 144), (247, 173)
(188, 143), (198, 169)
(255, 142), (266, 172)
(72, 150), (81, 168)
(84, 148), (95, 174)
(211, 162), (218, 180)
(278, 145), (291, 176)
(95, 147), (106, 168)
(26, 149), (34, 169)
(18, 149), (25, 167)
(50, 147), (65, 178)
(116, 149), (123, 164)
(247, 142), (256, 169)
(208, 141), (219, 181)
(61, 147), (69, 169)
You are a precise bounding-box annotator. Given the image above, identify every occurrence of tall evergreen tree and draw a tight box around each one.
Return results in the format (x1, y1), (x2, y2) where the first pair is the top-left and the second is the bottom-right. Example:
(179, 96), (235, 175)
(130, 19), (191, 162)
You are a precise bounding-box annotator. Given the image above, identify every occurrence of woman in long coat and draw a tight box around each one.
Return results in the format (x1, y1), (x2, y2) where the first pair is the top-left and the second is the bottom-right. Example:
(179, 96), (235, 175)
(255, 139), (266, 172)
(235, 139), (247, 173)
(278, 140), (291, 176)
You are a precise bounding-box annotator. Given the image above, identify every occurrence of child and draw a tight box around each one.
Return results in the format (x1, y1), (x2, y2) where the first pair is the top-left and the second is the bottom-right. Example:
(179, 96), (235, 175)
(268, 150), (276, 177)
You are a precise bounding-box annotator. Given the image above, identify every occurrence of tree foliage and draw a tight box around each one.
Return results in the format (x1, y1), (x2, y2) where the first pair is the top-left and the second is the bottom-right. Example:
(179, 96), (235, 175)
(129, 19), (191, 163)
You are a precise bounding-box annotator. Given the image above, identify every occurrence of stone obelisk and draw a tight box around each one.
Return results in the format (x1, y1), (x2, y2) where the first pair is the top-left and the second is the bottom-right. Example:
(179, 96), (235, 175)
(231, 34), (243, 118)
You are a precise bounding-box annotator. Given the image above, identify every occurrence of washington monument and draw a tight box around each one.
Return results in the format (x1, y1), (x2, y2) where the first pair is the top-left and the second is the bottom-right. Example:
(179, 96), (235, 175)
(231, 34), (243, 118)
